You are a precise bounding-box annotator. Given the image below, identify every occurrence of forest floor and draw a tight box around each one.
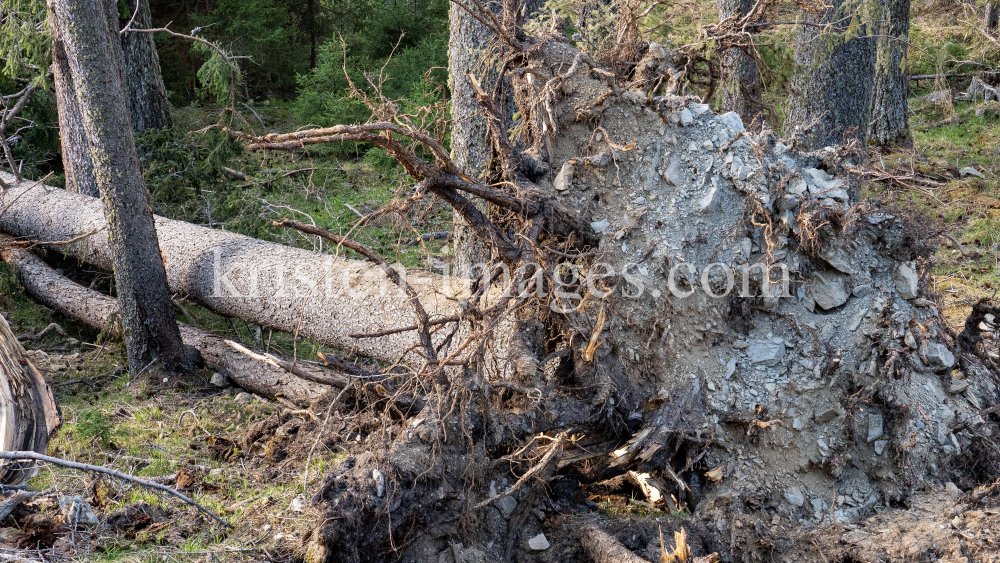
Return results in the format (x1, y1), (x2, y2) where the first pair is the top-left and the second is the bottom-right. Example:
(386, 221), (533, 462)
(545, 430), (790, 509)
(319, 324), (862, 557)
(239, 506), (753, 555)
(1, 7), (999, 559)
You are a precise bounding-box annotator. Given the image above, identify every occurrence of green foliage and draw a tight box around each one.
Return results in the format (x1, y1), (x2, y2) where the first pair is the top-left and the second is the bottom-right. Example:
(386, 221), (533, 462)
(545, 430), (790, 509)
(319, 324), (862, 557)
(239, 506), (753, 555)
(0, 0), (50, 82)
(76, 409), (121, 448)
(294, 28), (449, 129)
(199, 0), (307, 97)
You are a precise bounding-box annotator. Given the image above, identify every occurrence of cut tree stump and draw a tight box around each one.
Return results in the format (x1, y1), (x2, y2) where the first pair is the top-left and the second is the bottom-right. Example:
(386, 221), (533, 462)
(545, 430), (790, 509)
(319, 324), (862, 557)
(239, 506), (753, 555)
(0, 238), (338, 405)
(0, 311), (61, 485)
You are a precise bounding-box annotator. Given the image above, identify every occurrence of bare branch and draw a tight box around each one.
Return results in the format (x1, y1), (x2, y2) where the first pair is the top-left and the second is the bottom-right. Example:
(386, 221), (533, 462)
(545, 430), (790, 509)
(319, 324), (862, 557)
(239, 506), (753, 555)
(0, 451), (231, 528)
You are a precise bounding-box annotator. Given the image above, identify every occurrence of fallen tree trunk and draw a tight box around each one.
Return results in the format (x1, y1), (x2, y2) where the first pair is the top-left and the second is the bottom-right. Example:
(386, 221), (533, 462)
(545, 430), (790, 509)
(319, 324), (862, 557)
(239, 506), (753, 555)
(0, 239), (337, 405)
(0, 304), (61, 485)
(0, 173), (475, 370)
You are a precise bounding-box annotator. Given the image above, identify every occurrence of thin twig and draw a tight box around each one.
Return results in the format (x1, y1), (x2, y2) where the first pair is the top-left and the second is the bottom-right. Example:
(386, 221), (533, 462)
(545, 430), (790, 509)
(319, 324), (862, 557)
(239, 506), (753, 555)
(0, 451), (231, 527)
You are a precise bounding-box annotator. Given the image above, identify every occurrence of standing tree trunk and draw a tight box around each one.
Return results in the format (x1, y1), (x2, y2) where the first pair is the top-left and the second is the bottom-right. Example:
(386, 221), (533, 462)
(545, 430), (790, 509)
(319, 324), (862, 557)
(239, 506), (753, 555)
(120, 0), (173, 133)
(869, 0), (911, 146)
(47, 0), (189, 375)
(50, 0), (170, 196)
(49, 6), (98, 197)
(718, 0), (763, 124)
(986, 2), (1000, 32)
(785, 0), (877, 149)
(448, 1), (495, 277)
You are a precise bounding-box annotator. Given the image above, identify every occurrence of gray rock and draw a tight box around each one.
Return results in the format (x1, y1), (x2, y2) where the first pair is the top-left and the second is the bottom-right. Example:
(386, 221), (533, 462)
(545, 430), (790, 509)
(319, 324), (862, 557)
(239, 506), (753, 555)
(210, 372), (229, 387)
(747, 339), (785, 366)
(663, 158), (683, 186)
(874, 440), (887, 455)
(949, 380), (970, 394)
(719, 111), (743, 133)
(815, 408), (839, 424)
(497, 496), (518, 519)
(792, 417), (803, 430)
(554, 162), (575, 191)
(817, 438), (830, 456)
(234, 392), (253, 404)
(679, 108), (693, 126)
(811, 271), (849, 310)
(698, 184), (720, 214)
(59, 496), (98, 525)
(290, 495), (307, 513)
(924, 342), (956, 370)
(590, 219), (610, 234)
(788, 177), (809, 196)
(867, 413), (884, 443)
(959, 166), (986, 179)
(689, 102), (710, 115)
(893, 262), (919, 299)
(784, 487), (805, 507)
(820, 246), (855, 274)
(528, 533), (550, 551)
(946, 482), (962, 497)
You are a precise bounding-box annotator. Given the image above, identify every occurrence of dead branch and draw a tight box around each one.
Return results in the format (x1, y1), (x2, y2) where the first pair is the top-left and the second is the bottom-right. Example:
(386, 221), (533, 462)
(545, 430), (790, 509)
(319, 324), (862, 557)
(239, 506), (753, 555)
(16, 322), (66, 343)
(578, 522), (652, 563)
(0, 451), (230, 528)
(472, 432), (565, 511)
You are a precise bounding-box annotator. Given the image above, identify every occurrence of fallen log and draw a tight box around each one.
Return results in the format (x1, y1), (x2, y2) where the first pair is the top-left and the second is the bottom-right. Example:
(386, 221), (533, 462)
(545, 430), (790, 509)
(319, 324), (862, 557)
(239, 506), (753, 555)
(0, 173), (477, 371)
(0, 307), (61, 485)
(578, 522), (652, 563)
(0, 239), (337, 405)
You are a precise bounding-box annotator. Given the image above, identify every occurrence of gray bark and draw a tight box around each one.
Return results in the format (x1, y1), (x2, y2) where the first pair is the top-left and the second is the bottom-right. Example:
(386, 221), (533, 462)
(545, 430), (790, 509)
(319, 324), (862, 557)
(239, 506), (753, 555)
(120, 0), (172, 133)
(0, 312), (61, 485)
(0, 241), (332, 405)
(48, 0), (187, 375)
(0, 174), (484, 373)
(986, 2), (999, 31)
(869, 0), (911, 146)
(48, 3), (98, 197)
(718, 0), (763, 123)
(786, 0), (877, 149)
(448, 1), (494, 277)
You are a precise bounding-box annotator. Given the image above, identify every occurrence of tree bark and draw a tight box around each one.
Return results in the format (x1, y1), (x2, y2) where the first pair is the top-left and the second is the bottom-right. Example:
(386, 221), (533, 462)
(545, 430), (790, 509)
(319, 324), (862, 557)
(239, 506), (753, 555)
(0, 175), (487, 373)
(578, 523), (652, 563)
(785, 0), (877, 149)
(0, 313), (61, 485)
(986, 2), (999, 31)
(868, 0), (911, 147)
(48, 0), (188, 376)
(718, 0), (763, 124)
(448, 1), (495, 277)
(48, 3), (99, 197)
(0, 239), (334, 405)
(120, 0), (173, 133)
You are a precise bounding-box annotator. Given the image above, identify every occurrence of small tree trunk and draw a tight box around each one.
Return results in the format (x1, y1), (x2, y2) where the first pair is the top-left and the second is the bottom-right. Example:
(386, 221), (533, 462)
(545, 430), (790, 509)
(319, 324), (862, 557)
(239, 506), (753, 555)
(448, 1), (495, 277)
(48, 0), (188, 375)
(785, 0), (877, 149)
(869, 0), (912, 147)
(120, 0), (173, 133)
(48, 5), (98, 197)
(718, 0), (763, 124)
(0, 315), (61, 485)
(986, 2), (1000, 31)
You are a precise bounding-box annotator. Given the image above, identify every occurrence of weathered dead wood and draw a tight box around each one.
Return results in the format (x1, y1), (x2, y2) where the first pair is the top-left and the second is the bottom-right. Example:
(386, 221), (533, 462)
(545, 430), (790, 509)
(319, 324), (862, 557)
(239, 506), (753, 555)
(0, 311), (61, 486)
(0, 239), (338, 405)
(578, 522), (652, 563)
(0, 173), (486, 372)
